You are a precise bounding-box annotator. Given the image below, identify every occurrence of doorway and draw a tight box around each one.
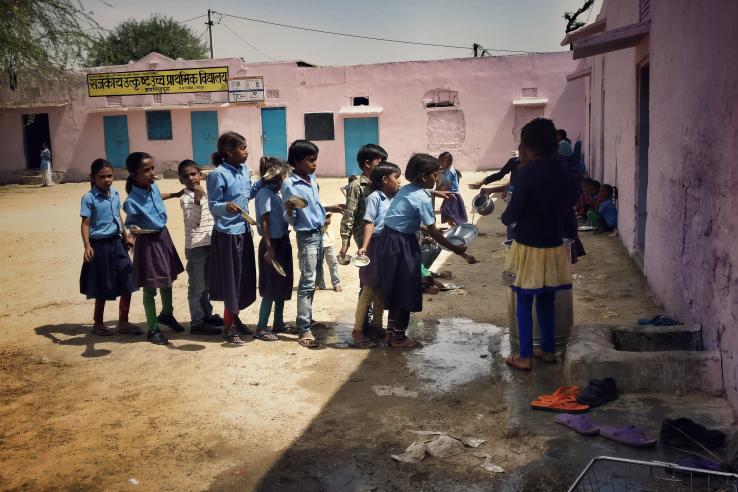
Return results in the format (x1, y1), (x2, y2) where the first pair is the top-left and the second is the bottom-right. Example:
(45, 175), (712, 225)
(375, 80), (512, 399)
(261, 107), (288, 161)
(636, 63), (650, 252)
(513, 106), (543, 146)
(191, 111), (219, 166)
(103, 115), (129, 168)
(343, 117), (379, 176)
(22, 113), (51, 169)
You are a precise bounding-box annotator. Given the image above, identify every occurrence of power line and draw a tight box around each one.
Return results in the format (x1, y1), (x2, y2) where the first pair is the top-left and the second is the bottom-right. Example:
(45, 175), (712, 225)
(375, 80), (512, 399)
(212, 10), (532, 54)
(221, 22), (275, 61)
(179, 14), (207, 24)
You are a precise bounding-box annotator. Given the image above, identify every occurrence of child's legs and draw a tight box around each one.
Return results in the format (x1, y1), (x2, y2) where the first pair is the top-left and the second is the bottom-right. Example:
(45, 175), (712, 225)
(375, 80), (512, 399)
(535, 291), (556, 353)
(257, 297), (273, 330)
(296, 230), (322, 333)
(324, 245), (341, 287)
(185, 246), (209, 325)
(142, 288), (159, 331)
(586, 210), (603, 228)
(515, 291), (535, 358)
(371, 289), (384, 328)
(388, 308), (410, 340)
(93, 299), (106, 325)
(315, 256), (326, 289)
(159, 287), (173, 315)
(119, 292), (131, 322)
(273, 299), (285, 327)
(354, 287), (373, 332)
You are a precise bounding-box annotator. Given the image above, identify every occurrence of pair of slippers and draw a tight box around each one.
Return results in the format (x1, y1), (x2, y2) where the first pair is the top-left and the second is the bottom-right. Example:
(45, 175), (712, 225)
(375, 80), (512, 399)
(555, 414), (656, 447)
(530, 386), (589, 413)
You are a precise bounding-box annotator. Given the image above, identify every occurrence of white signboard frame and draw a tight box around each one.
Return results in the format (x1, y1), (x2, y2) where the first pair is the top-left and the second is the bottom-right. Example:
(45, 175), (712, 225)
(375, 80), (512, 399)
(228, 76), (265, 103)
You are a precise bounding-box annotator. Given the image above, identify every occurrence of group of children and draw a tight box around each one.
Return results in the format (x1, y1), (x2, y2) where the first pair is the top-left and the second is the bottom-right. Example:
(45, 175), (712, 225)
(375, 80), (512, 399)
(79, 133), (476, 348)
(576, 177), (618, 232)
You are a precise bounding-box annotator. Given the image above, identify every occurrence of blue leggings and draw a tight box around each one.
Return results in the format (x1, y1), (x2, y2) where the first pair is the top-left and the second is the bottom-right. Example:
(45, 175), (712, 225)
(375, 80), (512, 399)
(516, 290), (555, 357)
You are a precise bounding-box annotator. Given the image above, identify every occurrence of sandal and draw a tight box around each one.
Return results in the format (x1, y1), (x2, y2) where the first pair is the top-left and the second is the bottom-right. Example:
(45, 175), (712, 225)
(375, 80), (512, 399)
(504, 355), (532, 371)
(533, 348), (557, 364)
(388, 336), (422, 348)
(348, 332), (376, 348)
(255, 330), (278, 341)
(91, 325), (113, 336)
(272, 324), (297, 334)
(116, 322), (143, 335)
(298, 331), (319, 348)
(224, 333), (245, 344)
(310, 321), (328, 330)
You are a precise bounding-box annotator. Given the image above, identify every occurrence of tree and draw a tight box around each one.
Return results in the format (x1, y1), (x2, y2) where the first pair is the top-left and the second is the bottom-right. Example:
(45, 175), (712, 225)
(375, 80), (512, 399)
(86, 14), (208, 67)
(0, 0), (98, 93)
(564, 0), (596, 34)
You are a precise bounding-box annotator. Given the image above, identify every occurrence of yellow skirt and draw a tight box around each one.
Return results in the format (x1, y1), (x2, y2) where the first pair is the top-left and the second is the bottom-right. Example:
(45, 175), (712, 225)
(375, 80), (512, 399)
(504, 241), (572, 293)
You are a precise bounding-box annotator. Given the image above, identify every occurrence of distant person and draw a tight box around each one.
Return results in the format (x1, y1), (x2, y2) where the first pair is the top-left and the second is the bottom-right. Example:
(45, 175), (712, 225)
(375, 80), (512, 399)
(436, 151), (468, 226)
(40, 142), (53, 186)
(587, 184), (618, 232)
(557, 129), (573, 158)
(316, 213), (342, 292)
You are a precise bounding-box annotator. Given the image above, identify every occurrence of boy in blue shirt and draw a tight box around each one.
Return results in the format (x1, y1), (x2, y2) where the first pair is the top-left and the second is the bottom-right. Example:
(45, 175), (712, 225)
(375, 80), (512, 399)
(587, 184), (618, 232)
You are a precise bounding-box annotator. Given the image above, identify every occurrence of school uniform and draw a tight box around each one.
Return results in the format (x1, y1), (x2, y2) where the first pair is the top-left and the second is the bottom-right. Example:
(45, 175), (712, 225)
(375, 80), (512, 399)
(206, 161), (260, 314)
(375, 183), (436, 336)
(180, 188), (216, 326)
(79, 186), (137, 300)
(281, 171), (326, 334)
(439, 167), (468, 224)
(255, 185), (293, 301)
(123, 183), (184, 289)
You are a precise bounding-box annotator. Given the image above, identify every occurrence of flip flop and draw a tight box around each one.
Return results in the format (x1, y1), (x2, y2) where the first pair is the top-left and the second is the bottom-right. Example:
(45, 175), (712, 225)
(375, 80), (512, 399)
(555, 414), (600, 435)
(348, 337), (376, 348)
(530, 386), (589, 413)
(254, 330), (278, 341)
(637, 314), (680, 326)
(600, 425), (657, 447)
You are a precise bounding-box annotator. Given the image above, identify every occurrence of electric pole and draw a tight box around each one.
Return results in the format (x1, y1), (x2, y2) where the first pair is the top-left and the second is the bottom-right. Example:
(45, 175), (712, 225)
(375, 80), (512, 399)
(207, 9), (214, 58)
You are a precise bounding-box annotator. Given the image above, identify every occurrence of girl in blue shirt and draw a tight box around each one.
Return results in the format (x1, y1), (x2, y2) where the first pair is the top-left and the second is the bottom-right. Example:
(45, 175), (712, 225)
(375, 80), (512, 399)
(254, 157), (293, 341)
(437, 151), (468, 226)
(206, 132), (261, 345)
(376, 154), (477, 347)
(80, 158), (139, 337)
(123, 152), (185, 345)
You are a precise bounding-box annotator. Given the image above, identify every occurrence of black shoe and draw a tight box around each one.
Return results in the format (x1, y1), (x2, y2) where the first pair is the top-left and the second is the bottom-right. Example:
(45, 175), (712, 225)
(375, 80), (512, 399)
(576, 378), (619, 407)
(147, 330), (169, 345)
(660, 418), (726, 450)
(157, 313), (185, 332)
(206, 314), (224, 326)
(191, 323), (222, 336)
(234, 316), (253, 336)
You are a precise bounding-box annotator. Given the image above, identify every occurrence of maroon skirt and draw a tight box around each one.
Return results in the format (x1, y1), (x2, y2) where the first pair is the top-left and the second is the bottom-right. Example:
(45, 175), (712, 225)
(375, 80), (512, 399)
(132, 227), (184, 289)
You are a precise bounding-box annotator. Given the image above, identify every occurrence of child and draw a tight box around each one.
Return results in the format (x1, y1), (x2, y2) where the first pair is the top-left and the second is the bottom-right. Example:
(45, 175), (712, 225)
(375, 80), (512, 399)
(575, 177), (595, 219)
(206, 132), (261, 345)
(40, 142), (53, 187)
(351, 161), (402, 347)
(80, 158), (140, 336)
(316, 213), (342, 292)
(375, 154), (476, 348)
(281, 139), (345, 348)
(178, 160), (223, 335)
(587, 184), (618, 232)
(437, 151), (468, 226)
(339, 143), (388, 259)
(123, 152), (185, 345)
(254, 157), (293, 341)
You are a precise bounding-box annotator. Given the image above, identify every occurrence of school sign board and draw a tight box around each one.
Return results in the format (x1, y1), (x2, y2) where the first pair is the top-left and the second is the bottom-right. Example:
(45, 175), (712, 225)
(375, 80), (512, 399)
(87, 67), (229, 96)
(228, 77), (265, 103)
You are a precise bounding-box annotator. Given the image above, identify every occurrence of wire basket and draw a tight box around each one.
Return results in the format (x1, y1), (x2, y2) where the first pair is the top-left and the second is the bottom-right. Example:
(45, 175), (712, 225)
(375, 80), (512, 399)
(569, 456), (738, 492)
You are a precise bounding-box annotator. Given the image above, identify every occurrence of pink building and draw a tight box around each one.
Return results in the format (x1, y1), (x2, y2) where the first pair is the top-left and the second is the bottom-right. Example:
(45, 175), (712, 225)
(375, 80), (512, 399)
(565, 0), (738, 412)
(0, 51), (583, 182)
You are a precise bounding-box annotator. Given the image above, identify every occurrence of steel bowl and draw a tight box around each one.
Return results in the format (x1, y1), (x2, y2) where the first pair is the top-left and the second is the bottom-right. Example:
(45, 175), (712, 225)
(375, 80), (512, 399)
(352, 255), (370, 267)
(472, 193), (495, 216)
(441, 223), (479, 250)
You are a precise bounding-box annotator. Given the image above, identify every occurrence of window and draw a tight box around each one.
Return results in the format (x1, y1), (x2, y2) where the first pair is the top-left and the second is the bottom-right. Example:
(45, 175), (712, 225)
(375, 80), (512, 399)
(146, 110), (172, 140)
(522, 87), (538, 97)
(352, 96), (369, 106)
(304, 112), (334, 141)
(106, 95), (122, 107)
(193, 92), (211, 104)
(422, 88), (459, 108)
(152, 93), (162, 104)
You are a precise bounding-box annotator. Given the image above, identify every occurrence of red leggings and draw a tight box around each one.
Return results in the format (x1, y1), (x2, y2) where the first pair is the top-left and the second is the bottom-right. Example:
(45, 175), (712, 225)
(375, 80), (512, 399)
(93, 293), (131, 324)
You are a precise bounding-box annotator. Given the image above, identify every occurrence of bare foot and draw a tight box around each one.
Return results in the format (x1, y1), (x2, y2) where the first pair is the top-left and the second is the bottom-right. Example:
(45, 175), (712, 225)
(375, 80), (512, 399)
(116, 321), (143, 335)
(504, 355), (532, 371)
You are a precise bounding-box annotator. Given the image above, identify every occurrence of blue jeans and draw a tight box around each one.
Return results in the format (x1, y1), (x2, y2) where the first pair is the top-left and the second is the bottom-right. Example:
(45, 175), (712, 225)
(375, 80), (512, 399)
(295, 230), (323, 333)
(185, 246), (213, 326)
(316, 244), (341, 289)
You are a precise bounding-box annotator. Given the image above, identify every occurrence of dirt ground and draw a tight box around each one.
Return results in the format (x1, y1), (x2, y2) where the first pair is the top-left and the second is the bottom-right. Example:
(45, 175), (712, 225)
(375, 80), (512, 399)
(0, 173), (662, 491)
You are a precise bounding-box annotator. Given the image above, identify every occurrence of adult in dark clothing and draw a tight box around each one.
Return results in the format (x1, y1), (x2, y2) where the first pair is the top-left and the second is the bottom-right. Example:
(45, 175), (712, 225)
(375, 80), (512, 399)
(501, 118), (572, 372)
(469, 153), (520, 240)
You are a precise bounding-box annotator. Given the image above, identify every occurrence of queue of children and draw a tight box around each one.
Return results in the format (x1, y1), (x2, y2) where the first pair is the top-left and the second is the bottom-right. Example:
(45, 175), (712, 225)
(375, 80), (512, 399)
(78, 132), (478, 349)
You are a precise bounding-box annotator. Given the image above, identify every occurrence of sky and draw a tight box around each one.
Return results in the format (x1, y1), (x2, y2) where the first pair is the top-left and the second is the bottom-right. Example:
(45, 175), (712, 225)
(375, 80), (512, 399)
(81, 0), (602, 66)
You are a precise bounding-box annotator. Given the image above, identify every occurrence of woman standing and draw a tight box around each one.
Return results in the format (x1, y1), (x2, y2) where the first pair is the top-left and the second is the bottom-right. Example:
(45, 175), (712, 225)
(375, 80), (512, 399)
(501, 118), (573, 371)
(40, 142), (53, 186)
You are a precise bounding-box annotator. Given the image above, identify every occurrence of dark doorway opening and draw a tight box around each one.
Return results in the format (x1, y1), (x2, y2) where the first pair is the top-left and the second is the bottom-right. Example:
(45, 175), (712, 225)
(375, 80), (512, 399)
(636, 64), (649, 253)
(22, 113), (51, 169)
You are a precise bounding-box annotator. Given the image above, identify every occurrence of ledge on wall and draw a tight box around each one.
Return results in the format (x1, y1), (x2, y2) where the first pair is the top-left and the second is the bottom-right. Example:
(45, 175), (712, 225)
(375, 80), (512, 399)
(86, 102), (230, 113)
(512, 97), (548, 108)
(337, 105), (383, 116)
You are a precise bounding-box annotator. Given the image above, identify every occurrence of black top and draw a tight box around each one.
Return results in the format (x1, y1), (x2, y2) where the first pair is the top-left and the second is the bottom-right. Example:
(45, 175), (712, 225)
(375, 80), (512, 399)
(501, 157), (575, 248)
(483, 157), (519, 186)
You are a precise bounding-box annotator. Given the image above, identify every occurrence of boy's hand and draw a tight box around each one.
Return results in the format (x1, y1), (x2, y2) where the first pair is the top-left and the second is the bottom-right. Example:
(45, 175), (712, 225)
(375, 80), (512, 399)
(226, 202), (241, 214)
(357, 247), (367, 257)
(435, 190), (455, 200)
(124, 236), (135, 249)
(339, 245), (349, 259)
(452, 243), (467, 256)
(263, 249), (274, 264)
(193, 184), (204, 203)
(468, 181), (483, 190)
(83, 244), (94, 262)
(325, 204), (346, 214)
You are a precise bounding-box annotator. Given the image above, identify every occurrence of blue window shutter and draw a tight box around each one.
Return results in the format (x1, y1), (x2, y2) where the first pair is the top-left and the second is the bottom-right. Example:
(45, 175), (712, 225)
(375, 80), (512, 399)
(146, 111), (172, 140)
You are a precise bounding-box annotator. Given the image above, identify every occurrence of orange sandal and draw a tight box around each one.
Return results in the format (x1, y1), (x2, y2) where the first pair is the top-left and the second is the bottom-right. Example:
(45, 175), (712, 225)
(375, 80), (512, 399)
(530, 386), (589, 413)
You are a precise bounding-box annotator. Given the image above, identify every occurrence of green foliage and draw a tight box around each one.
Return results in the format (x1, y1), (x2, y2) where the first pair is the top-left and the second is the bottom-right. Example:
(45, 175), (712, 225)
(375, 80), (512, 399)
(0, 0), (98, 92)
(86, 14), (208, 66)
(564, 0), (595, 34)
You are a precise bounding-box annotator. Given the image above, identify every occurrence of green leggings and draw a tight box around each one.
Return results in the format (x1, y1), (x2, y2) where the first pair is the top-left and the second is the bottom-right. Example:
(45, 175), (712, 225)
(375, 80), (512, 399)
(142, 287), (173, 332)
(257, 297), (285, 331)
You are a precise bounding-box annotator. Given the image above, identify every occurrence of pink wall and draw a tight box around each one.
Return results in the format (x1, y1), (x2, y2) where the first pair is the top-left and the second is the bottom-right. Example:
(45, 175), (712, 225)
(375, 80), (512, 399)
(1, 52), (583, 181)
(581, 0), (738, 412)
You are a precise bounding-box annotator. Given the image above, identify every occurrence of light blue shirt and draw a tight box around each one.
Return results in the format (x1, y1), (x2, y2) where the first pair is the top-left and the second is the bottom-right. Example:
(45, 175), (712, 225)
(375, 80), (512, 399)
(597, 198), (618, 228)
(440, 167), (459, 192)
(40, 149), (51, 170)
(363, 190), (391, 235)
(207, 161), (260, 235)
(255, 185), (289, 239)
(123, 182), (167, 231)
(80, 186), (123, 239)
(383, 183), (435, 234)
(280, 172), (326, 232)
(559, 140), (573, 157)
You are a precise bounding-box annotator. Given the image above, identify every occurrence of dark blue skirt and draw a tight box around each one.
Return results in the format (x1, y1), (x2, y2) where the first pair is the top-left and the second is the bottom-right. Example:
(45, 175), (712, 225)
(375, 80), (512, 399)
(258, 235), (293, 301)
(358, 236), (381, 289)
(440, 194), (468, 224)
(131, 227), (184, 289)
(80, 235), (138, 300)
(376, 227), (423, 312)
(208, 229), (256, 313)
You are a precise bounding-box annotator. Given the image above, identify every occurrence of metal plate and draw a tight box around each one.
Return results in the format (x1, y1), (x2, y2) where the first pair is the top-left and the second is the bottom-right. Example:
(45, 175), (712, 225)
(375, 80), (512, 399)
(352, 255), (370, 267)
(286, 196), (308, 209)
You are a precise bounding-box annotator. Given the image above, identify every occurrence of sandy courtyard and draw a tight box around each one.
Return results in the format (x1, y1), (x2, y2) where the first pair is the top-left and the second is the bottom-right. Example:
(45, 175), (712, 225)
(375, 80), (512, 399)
(0, 173), (660, 490)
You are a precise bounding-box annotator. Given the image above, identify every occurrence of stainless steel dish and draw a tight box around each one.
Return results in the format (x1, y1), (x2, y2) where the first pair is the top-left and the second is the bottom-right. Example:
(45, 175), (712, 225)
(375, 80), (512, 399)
(471, 193), (495, 215)
(441, 223), (479, 250)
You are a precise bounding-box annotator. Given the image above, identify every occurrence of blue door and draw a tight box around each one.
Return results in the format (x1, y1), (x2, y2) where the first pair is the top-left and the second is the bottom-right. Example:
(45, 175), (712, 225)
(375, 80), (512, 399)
(343, 117), (379, 176)
(261, 107), (287, 160)
(103, 115), (129, 168)
(191, 111), (219, 166)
